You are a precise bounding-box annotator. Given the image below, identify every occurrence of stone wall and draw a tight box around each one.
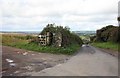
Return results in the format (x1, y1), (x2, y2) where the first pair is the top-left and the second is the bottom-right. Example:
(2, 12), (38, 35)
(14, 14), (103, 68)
(38, 32), (62, 47)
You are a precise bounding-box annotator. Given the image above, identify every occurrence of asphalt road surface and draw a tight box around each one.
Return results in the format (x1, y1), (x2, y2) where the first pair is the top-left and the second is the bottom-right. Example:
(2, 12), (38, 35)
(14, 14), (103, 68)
(25, 45), (118, 76)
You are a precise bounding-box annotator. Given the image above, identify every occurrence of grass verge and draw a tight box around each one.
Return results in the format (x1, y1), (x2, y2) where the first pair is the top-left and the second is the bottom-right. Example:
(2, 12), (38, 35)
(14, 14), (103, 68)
(91, 42), (119, 51)
(10, 43), (80, 55)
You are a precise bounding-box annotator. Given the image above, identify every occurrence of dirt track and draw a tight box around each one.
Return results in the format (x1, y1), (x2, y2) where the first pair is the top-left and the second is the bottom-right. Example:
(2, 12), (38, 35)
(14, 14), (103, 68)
(2, 46), (70, 76)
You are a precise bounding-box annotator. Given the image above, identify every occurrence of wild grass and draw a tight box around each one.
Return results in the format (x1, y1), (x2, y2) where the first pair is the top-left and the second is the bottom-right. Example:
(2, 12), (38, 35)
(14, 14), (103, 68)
(92, 42), (119, 51)
(2, 34), (81, 55)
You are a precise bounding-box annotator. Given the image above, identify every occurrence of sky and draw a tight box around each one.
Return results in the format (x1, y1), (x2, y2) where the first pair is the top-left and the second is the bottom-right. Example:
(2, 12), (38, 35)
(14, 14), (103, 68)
(0, 0), (119, 31)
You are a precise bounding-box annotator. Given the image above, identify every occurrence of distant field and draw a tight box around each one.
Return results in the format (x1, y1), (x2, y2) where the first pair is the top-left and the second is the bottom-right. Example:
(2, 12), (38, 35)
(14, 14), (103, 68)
(2, 34), (80, 55)
(92, 42), (119, 51)
(79, 35), (90, 44)
(0, 32), (38, 36)
(80, 35), (90, 40)
(2, 33), (33, 46)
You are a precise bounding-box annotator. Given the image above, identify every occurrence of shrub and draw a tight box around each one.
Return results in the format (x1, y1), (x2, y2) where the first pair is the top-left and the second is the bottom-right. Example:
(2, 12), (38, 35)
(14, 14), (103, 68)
(35, 23), (83, 47)
(96, 25), (119, 42)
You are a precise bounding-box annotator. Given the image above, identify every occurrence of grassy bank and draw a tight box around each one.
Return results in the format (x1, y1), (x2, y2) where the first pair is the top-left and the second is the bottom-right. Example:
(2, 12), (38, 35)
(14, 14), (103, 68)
(11, 43), (80, 55)
(92, 42), (119, 51)
(2, 34), (81, 55)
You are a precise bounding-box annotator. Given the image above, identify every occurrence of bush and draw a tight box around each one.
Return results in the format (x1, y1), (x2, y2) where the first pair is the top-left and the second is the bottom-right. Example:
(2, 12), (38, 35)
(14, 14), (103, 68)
(36, 23), (83, 47)
(96, 25), (119, 42)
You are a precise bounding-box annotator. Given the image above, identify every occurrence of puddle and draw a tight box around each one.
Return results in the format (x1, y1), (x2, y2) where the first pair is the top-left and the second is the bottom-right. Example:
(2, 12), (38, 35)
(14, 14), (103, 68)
(14, 71), (20, 74)
(10, 74), (13, 76)
(82, 44), (86, 47)
(2, 68), (9, 71)
(29, 61), (53, 71)
(6, 59), (14, 63)
(21, 66), (33, 71)
(9, 63), (16, 67)
(31, 61), (44, 64)
(17, 52), (20, 54)
(1, 71), (6, 74)
(30, 64), (35, 66)
(23, 52), (28, 55)
(31, 54), (35, 56)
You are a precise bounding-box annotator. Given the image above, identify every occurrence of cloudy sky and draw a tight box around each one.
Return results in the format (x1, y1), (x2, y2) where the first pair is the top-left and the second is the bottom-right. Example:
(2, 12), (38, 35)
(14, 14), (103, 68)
(1, 0), (119, 31)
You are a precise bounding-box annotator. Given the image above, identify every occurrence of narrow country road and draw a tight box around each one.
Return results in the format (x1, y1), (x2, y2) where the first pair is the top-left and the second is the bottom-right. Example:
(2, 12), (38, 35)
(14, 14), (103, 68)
(26, 45), (118, 76)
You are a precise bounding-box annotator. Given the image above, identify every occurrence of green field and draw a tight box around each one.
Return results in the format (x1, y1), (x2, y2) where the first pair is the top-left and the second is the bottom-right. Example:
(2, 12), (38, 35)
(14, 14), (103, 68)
(79, 35), (90, 44)
(2, 34), (81, 55)
(92, 42), (119, 51)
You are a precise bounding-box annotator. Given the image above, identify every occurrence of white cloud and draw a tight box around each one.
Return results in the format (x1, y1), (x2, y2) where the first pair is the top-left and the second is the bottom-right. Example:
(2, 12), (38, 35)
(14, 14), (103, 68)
(1, 0), (119, 31)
